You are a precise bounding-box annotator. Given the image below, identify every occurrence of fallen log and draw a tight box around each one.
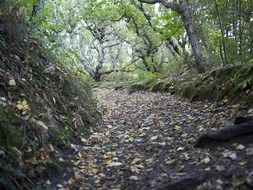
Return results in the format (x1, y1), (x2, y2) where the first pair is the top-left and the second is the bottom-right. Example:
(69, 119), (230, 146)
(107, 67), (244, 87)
(158, 171), (211, 190)
(195, 116), (253, 148)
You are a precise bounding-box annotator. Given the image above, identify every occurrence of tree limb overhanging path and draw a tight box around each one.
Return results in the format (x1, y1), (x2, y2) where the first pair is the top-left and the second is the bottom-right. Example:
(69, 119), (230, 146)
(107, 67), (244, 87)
(51, 87), (253, 189)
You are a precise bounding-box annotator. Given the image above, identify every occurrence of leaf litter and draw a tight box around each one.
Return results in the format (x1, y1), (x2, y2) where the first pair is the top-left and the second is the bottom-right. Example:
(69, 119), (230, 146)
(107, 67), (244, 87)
(47, 88), (253, 190)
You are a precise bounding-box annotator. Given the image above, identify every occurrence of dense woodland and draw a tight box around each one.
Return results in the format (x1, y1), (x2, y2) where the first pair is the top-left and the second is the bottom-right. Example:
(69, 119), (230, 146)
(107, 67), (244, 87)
(4, 0), (253, 80)
(0, 0), (253, 189)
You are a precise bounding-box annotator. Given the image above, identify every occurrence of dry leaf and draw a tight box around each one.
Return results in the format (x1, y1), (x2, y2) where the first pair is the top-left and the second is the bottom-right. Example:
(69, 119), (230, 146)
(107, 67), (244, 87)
(201, 157), (210, 164)
(175, 125), (181, 130)
(16, 99), (29, 111)
(108, 162), (122, 167)
(91, 165), (99, 174)
(165, 159), (176, 165)
(236, 144), (245, 150)
(151, 135), (158, 140)
(129, 176), (139, 180)
(177, 147), (184, 151)
(11, 146), (22, 158)
(9, 79), (16, 86)
(132, 158), (142, 164)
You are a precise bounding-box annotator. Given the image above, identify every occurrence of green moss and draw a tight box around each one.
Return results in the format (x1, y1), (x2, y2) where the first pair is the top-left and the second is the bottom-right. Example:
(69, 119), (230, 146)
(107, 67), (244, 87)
(129, 61), (253, 107)
(181, 82), (196, 99)
(151, 81), (166, 92)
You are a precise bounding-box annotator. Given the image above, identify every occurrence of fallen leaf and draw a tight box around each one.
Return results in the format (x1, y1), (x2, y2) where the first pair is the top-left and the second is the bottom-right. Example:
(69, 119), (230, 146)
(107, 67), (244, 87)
(108, 162), (122, 167)
(129, 176), (139, 180)
(176, 147), (184, 151)
(9, 79), (16, 86)
(151, 135), (158, 140)
(11, 147), (22, 158)
(165, 159), (176, 165)
(16, 99), (30, 112)
(46, 180), (51, 185)
(201, 157), (210, 164)
(57, 184), (63, 188)
(175, 125), (181, 130)
(130, 164), (143, 173)
(215, 165), (225, 172)
(35, 120), (48, 132)
(223, 150), (237, 160)
(236, 144), (245, 150)
(81, 137), (87, 143)
(59, 157), (64, 162)
(91, 165), (99, 174)
(128, 137), (134, 142)
(132, 158), (142, 164)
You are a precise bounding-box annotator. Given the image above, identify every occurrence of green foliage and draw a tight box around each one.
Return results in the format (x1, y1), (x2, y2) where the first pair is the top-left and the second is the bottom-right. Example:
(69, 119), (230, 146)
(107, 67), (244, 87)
(132, 69), (160, 81)
(193, 0), (253, 65)
(5, 0), (253, 77)
(0, 2), (101, 188)
(154, 10), (184, 40)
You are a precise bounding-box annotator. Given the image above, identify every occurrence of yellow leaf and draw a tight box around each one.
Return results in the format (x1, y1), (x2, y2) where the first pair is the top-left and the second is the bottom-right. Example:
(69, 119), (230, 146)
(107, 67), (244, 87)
(11, 146), (22, 158)
(175, 125), (181, 130)
(105, 159), (112, 165)
(91, 165), (99, 174)
(139, 132), (146, 137)
(40, 155), (46, 160)
(132, 158), (142, 164)
(151, 135), (158, 140)
(16, 99), (29, 111)
(128, 137), (134, 142)
(165, 159), (176, 165)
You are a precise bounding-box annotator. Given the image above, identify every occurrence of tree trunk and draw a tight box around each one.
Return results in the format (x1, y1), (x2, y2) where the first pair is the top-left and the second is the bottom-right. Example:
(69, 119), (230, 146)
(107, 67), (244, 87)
(215, 0), (228, 66)
(178, 0), (207, 73)
(94, 72), (102, 82)
(93, 44), (106, 82)
(238, 0), (243, 59)
(139, 0), (207, 73)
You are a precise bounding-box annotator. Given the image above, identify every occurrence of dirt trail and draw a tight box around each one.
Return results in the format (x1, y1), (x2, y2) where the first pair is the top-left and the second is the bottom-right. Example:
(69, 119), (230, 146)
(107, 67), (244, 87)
(55, 88), (253, 190)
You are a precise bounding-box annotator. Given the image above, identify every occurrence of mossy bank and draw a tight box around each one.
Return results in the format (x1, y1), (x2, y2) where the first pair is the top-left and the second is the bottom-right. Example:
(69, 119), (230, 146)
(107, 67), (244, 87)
(0, 3), (100, 189)
(126, 61), (253, 108)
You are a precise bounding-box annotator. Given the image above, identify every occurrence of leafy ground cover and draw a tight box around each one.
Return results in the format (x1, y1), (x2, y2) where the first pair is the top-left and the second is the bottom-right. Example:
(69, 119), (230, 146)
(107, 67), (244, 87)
(0, 5), (99, 189)
(46, 86), (253, 189)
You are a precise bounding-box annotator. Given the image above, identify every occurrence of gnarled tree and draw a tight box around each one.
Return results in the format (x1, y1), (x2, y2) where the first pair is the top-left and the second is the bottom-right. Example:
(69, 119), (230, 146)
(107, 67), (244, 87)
(138, 0), (207, 73)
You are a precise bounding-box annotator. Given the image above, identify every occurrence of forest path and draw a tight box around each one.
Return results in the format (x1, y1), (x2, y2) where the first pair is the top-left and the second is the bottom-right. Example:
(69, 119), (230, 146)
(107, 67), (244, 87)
(60, 87), (252, 190)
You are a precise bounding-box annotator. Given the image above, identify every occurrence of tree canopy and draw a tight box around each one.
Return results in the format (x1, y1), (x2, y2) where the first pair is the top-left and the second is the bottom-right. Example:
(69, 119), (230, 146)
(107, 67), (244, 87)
(8, 0), (252, 81)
